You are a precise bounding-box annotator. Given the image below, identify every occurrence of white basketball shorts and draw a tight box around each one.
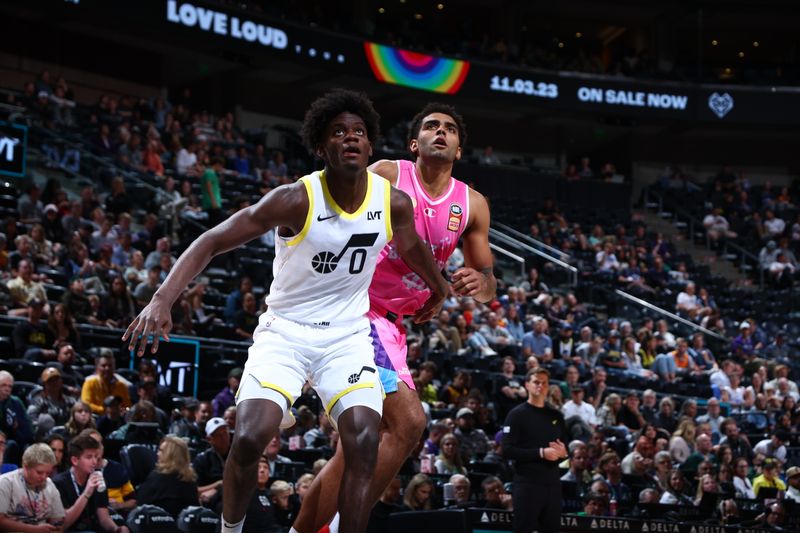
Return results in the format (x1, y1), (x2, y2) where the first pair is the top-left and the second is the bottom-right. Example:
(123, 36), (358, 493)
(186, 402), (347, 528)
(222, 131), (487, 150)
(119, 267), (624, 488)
(236, 311), (384, 428)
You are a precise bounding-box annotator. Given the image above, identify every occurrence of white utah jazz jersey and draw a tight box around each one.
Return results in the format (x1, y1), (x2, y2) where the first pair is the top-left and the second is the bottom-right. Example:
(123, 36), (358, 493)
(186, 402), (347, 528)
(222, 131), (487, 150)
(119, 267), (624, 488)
(265, 170), (393, 325)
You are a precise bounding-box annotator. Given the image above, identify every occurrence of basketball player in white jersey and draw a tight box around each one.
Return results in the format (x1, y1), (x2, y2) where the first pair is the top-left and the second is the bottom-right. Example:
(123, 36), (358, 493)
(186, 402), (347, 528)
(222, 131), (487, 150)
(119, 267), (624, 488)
(123, 89), (448, 533)
(292, 103), (495, 533)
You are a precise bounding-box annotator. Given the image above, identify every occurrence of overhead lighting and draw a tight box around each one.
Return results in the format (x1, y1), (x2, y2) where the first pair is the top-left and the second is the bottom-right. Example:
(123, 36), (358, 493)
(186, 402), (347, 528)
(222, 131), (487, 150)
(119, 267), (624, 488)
(738, 51), (745, 58)
(753, 41), (759, 47)
(724, 67), (731, 74)
(378, 7), (385, 13)
(711, 39), (718, 46)
(437, 3), (444, 9)
(558, 42), (564, 48)
(575, 32), (582, 38)
(414, 13), (423, 20)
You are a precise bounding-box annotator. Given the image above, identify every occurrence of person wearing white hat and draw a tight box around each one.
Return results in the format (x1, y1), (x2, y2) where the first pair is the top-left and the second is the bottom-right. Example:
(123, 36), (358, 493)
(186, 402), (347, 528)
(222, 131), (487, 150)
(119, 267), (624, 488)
(731, 320), (756, 356)
(453, 407), (490, 462)
(785, 466), (800, 503)
(192, 417), (230, 507)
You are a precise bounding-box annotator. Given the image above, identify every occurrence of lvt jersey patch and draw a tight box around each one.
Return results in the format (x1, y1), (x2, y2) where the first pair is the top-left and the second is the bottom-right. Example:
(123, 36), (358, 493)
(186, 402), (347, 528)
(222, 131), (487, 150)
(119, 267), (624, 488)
(447, 203), (463, 232)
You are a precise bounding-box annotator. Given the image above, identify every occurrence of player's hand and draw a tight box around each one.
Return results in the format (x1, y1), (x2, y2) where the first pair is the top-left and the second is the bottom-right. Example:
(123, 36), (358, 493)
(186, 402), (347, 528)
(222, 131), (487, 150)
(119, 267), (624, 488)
(412, 287), (445, 324)
(451, 267), (489, 298)
(122, 296), (172, 356)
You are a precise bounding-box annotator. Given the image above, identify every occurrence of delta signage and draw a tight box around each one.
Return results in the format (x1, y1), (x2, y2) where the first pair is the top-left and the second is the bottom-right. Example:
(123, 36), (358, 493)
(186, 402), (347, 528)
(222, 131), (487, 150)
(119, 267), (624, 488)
(558, 514), (782, 533)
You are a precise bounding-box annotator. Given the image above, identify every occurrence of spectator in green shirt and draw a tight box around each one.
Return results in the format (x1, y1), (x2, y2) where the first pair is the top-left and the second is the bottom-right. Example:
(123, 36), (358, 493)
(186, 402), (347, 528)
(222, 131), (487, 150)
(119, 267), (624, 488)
(202, 157), (224, 226)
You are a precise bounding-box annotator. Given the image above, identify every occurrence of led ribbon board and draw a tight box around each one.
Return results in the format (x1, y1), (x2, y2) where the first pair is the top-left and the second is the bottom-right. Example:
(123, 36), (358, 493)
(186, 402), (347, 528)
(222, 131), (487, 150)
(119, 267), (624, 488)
(364, 42), (470, 94)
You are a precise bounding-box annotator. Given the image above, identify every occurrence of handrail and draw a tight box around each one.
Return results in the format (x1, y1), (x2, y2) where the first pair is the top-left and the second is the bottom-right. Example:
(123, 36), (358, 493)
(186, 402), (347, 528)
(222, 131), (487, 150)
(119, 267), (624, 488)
(646, 188), (764, 288)
(614, 289), (729, 341)
(721, 238), (764, 288)
(73, 322), (252, 351)
(488, 242), (526, 280)
(492, 221), (572, 262)
(488, 227), (578, 286)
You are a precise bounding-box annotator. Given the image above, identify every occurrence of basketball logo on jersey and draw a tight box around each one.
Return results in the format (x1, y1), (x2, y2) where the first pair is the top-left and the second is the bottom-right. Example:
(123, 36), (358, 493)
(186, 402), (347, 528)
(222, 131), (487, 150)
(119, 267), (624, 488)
(447, 203), (463, 232)
(311, 233), (379, 274)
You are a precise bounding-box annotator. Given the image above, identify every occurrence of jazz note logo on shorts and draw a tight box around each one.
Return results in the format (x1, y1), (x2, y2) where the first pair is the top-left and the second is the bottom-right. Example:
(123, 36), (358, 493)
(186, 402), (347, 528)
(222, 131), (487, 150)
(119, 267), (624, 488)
(348, 366), (376, 384)
(447, 203), (463, 232)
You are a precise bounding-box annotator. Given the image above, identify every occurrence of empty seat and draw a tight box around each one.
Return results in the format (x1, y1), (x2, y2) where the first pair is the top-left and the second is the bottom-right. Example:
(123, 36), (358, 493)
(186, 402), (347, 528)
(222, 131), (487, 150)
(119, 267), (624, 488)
(6, 359), (45, 382)
(120, 444), (157, 488)
(12, 380), (40, 403)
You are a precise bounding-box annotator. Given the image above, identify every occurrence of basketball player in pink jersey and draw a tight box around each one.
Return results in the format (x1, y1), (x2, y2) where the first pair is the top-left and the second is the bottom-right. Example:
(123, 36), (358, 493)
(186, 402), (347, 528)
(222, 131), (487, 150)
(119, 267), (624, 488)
(292, 103), (495, 533)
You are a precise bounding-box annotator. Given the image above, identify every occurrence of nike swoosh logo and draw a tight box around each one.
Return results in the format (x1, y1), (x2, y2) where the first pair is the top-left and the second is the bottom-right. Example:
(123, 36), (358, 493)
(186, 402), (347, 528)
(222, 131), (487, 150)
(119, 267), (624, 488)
(317, 214), (338, 222)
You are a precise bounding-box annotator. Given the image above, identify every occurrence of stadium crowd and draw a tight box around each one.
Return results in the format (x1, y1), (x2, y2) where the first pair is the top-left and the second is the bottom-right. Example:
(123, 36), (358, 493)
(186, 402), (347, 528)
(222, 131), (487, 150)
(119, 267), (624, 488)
(0, 69), (798, 532)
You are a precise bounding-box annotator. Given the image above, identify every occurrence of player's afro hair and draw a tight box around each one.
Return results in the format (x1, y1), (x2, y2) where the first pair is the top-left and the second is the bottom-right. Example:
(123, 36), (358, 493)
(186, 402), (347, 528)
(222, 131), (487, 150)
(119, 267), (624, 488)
(407, 102), (468, 149)
(300, 89), (381, 154)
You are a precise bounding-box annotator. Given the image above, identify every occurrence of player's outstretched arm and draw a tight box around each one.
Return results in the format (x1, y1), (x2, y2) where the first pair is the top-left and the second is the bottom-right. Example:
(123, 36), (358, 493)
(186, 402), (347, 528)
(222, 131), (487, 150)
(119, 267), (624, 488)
(389, 188), (448, 324)
(123, 182), (308, 355)
(367, 159), (399, 185)
(452, 189), (496, 303)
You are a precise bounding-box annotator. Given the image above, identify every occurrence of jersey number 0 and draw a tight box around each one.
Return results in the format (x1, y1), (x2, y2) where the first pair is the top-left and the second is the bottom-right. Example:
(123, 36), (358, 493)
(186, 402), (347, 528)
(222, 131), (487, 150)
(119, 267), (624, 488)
(311, 233), (379, 275)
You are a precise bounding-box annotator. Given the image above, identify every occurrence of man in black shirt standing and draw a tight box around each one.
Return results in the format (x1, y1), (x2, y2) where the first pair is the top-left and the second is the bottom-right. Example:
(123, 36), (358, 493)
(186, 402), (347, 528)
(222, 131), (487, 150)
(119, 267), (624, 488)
(502, 368), (568, 533)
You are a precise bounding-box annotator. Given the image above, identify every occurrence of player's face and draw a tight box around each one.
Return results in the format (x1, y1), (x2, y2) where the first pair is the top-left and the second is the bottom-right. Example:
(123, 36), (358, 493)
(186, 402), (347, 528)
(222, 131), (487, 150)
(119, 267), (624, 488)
(319, 112), (372, 173)
(411, 112), (462, 163)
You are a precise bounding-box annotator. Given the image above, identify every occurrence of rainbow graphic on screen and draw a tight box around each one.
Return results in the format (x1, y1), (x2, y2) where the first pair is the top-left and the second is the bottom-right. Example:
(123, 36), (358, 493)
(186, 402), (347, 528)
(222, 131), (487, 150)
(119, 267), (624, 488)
(363, 42), (470, 94)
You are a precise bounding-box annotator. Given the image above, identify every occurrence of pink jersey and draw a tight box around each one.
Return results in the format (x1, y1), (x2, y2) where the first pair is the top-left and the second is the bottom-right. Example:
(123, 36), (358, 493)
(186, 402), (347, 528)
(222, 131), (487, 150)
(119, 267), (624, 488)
(369, 159), (470, 315)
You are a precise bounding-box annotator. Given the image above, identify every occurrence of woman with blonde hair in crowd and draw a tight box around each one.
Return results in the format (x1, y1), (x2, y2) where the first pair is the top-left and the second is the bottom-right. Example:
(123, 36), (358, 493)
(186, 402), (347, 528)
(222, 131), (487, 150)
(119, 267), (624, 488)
(435, 433), (467, 476)
(402, 474), (435, 511)
(694, 473), (719, 506)
(547, 384), (564, 410)
(136, 435), (199, 516)
(65, 400), (95, 438)
(597, 393), (629, 438)
(294, 472), (315, 505)
(669, 419), (696, 464)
